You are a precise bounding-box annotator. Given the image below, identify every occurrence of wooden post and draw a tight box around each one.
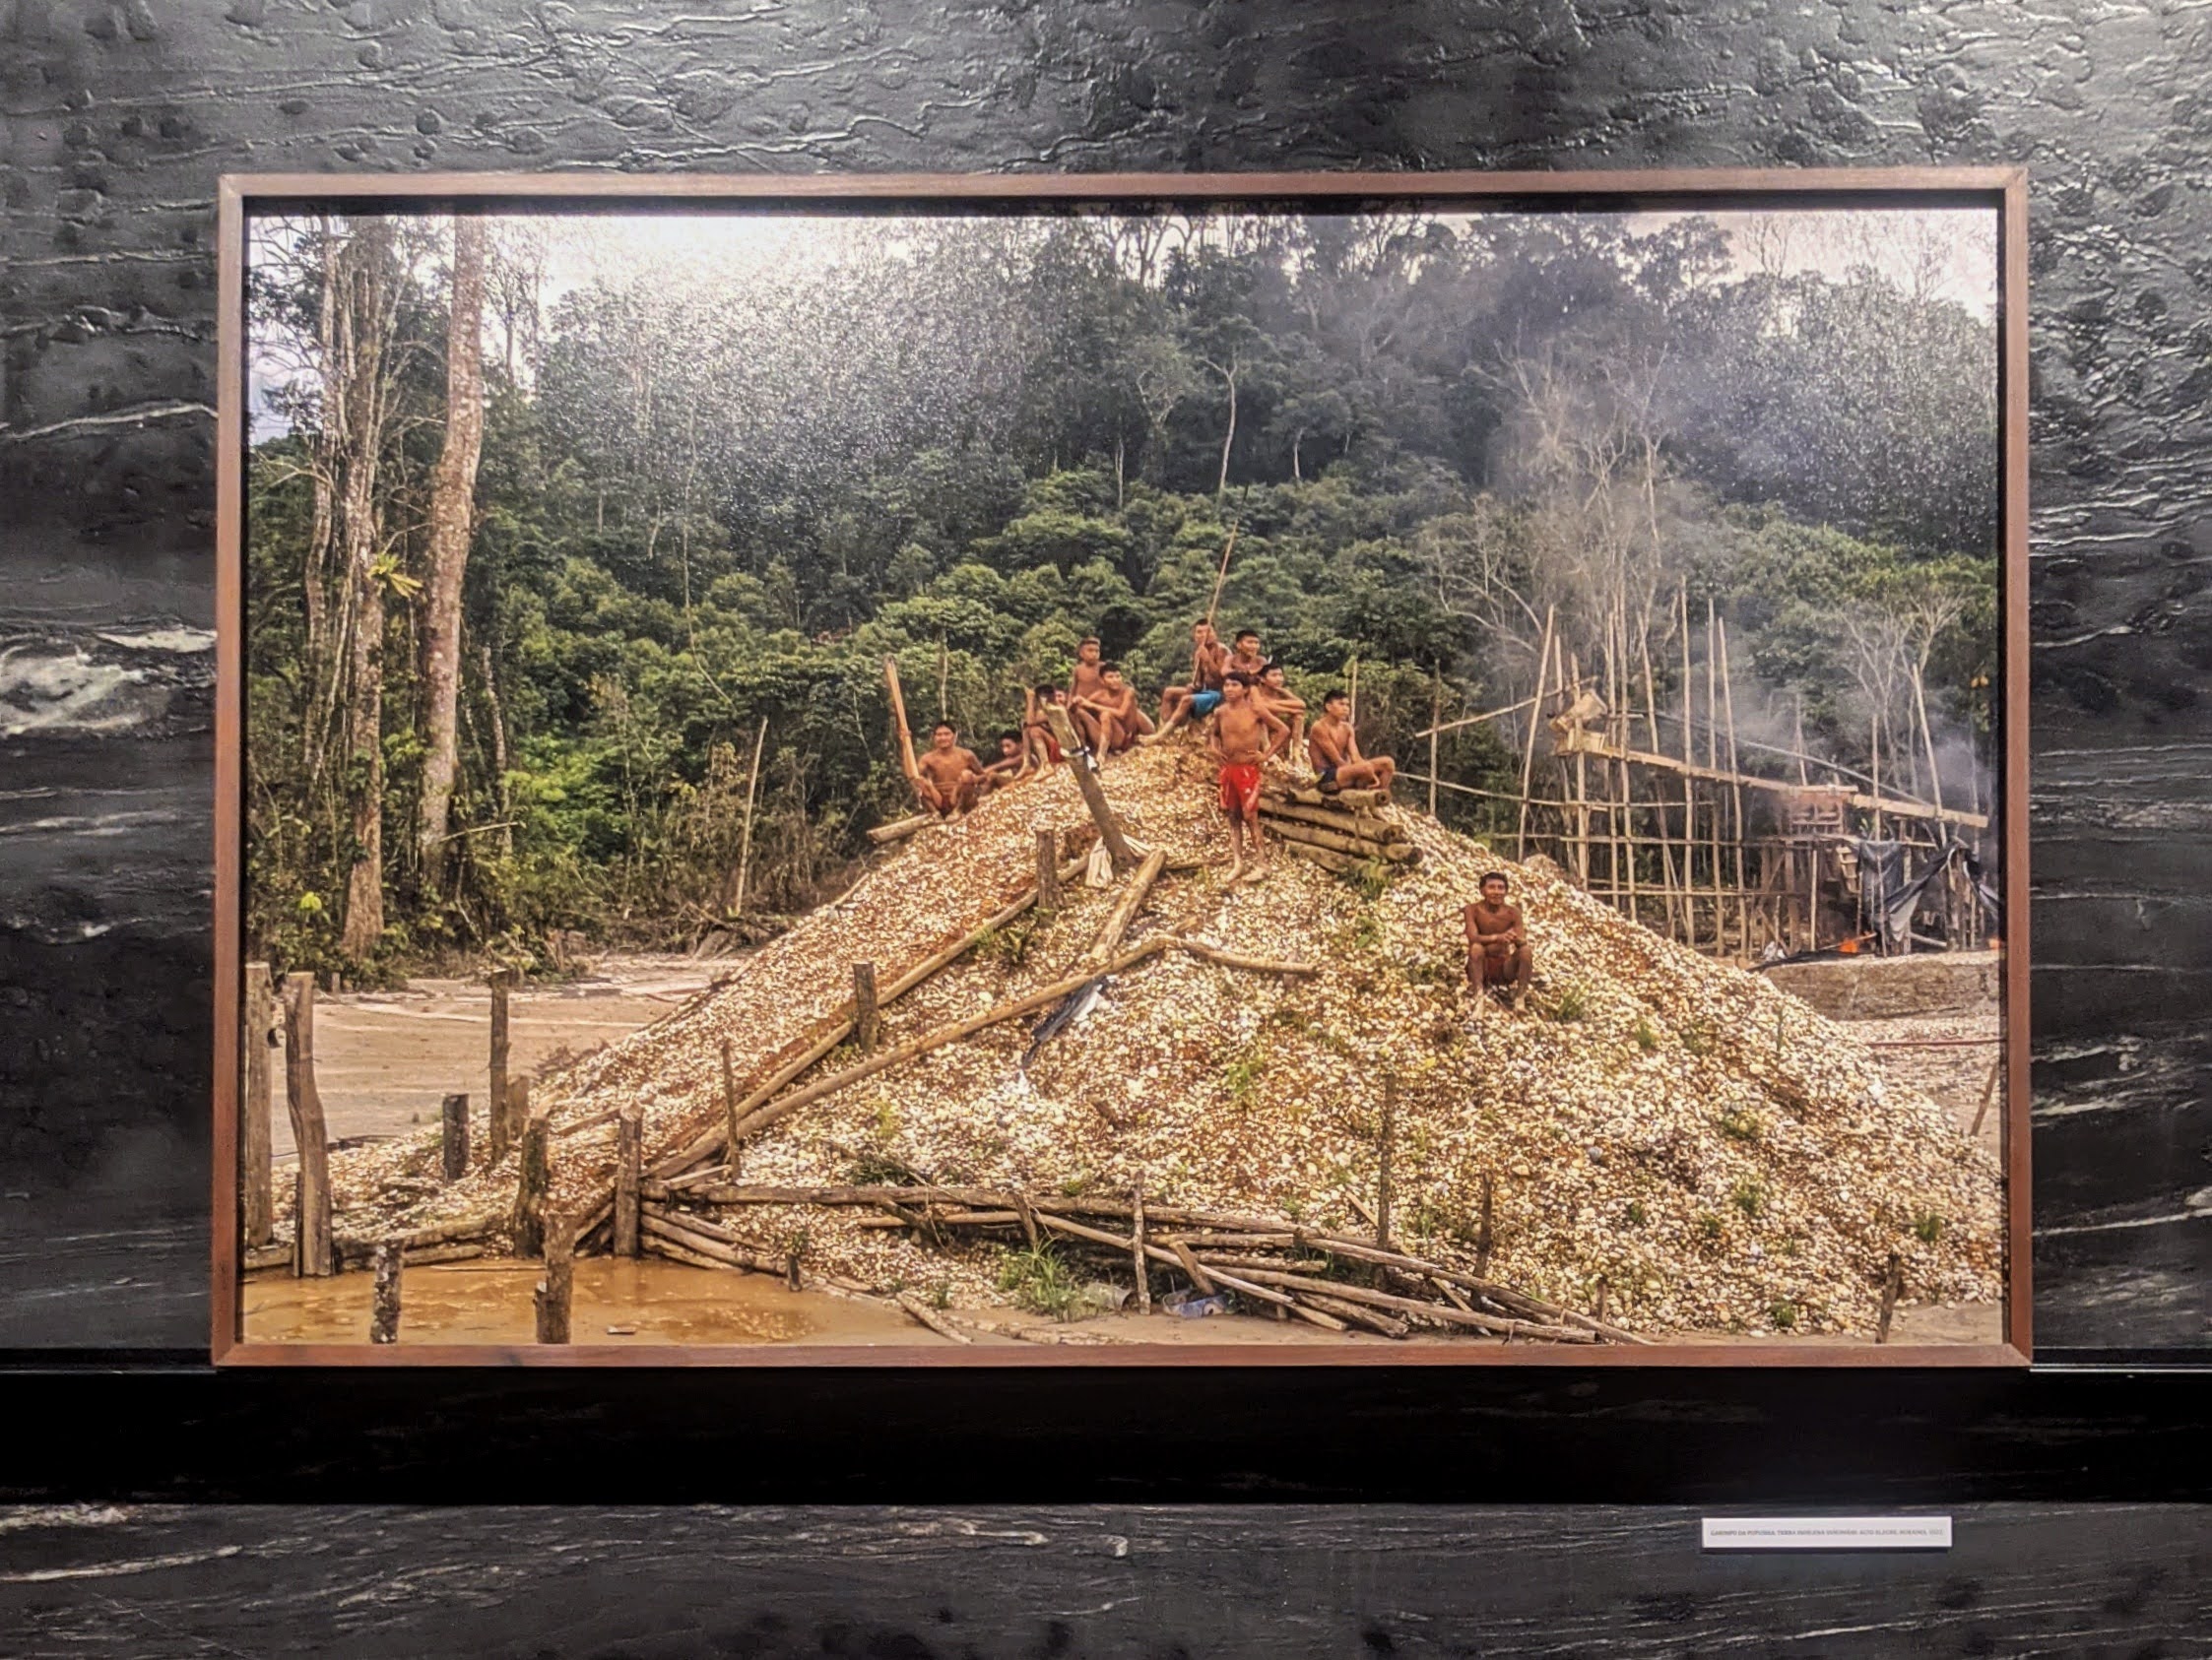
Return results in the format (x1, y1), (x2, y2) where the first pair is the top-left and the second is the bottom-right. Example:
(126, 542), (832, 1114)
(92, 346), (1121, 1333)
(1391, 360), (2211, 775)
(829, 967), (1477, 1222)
(281, 972), (333, 1278)
(513, 1102), (549, 1256)
(1131, 1177), (1151, 1315)
(440, 1092), (469, 1181)
(1345, 656), (1359, 731)
(1719, 615), (1749, 956)
(503, 1075), (528, 1172)
(1044, 705), (1138, 870)
(1971, 1055), (2001, 1138)
(613, 1107), (642, 1257)
(719, 1037), (742, 1173)
(239, 962), (276, 1247)
(488, 968), (513, 1164)
(1594, 1274), (1609, 1324)
(368, 1241), (403, 1344)
(1678, 586), (1699, 950)
(1376, 1073), (1396, 1252)
(1035, 829), (1061, 911)
(534, 1224), (573, 1344)
(853, 962), (880, 1053)
(1875, 1250), (1903, 1344)
(1517, 608), (1554, 862)
(1475, 1172), (1494, 1278)
(1641, 631), (1684, 943)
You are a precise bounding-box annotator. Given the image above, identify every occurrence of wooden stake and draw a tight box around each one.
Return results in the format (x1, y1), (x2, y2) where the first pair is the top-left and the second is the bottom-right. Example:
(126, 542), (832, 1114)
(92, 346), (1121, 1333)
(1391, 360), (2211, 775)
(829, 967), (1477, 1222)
(534, 1225), (573, 1344)
(853, 962), (880, 1052)
(368, 1241), (403, 1344)
(1346, 656), (1359, 731)
(239, 962), (276, 1247)
(1517, 607), (1554, 862)
(1875, 1250), (1903, 1344)
(440, 1092), (469, 1181)
(883, 655), (921, 784)
(1971, 1054), (2001, 1138)
(1475, 1172), (1495, 1278)
(1169, 1238), (1215, 1296)
(488, 968), (513, 1164)
(1044, 704), (1137, 871)
(1678, 586), (1699, 950)
(281, 972), (333, 1278)
(1427, 672), (1441, 818)
(1132, 1177), (1151, 1315)
(513, 1102), (549, 1256)
(730, 715), (768, 917)
(1376, 1073), (1396, 1251)
(1036, 829), (1061, 911)
(720, 1037), (742, 1172)
(613, 1107), (642, 1257)
(1640, 628), (1684, 944)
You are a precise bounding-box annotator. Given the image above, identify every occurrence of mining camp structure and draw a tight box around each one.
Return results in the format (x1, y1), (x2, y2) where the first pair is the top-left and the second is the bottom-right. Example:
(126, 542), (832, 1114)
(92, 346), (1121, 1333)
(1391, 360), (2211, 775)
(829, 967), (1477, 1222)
(243, 725), (2002, 1348)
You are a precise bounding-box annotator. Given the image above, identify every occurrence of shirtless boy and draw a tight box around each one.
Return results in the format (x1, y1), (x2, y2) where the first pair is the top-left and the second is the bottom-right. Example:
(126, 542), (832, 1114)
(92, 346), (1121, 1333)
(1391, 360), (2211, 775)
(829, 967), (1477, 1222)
(1464, 871), (1531, 1006)
(1067, 637), (1111, 750)
(913, 722), (987, 817)
(1226, 629), (1268, 683)
(1208, 673), (1290, 882)
(1154, 620), (1229, 739)
(1022, 682), (1067, 770)
(1254, 661), (1307, 749)
(1077, 663), (1151, 753)
(1305, 689), (1397, 795)
(982, 729), (1030, 790)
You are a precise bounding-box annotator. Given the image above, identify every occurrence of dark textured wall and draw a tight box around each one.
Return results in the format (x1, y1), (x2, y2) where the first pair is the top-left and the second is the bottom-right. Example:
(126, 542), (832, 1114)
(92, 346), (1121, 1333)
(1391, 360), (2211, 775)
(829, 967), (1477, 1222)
(1, 0), (2208, 1536)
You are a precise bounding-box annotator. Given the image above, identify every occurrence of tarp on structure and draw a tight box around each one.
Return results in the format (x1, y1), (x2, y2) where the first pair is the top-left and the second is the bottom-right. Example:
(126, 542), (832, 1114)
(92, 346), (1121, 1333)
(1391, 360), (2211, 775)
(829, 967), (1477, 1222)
(1852, 837), (1998, 952)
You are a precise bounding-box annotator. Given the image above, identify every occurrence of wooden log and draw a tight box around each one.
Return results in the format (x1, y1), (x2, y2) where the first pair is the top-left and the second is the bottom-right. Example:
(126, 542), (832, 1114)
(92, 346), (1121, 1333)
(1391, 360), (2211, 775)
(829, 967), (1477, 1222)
(1281, 841), (1359, 875)
(895, 1292), (973, 1344)
(725, 937), (1177, 1145)
(440, 1092), (469, 1181)
(1169, 1239), (1216, 1296)
(613, 1107), (642, 1258)
(239, 962), (276, 1247)
(1267, 784), (1392, 811)
(1132, 1178), (1150, 1315)
(513, 1107), (550, 1257)
(1260, 814), (1417, 863)
(281, 972), (333, 1279)
(866, 812), (934, 846)
(1036, 829), (1061, 911)
(1086, 847), (1167, 965)
(488, 968), (513, 1164)
(534, 1227), (573, 1344)
(641, 1209), (777, 1272)
(1475, 1173), (1495, 1277)
(241, 1244), (293, 1273)
(398, 1242), (485, 1267)
(1876, 1250), (1902, 1344)
(1165, 938), (1319, 977)
(1284, 1228), (1647, 1344)
(1376, 1074), (1395, 1251)
(368, 1241), (403, 1345)
(1303, 1289), (1410, 1339)
(1205, 1263), (1591, 1341)
(1044, 704), (1138, 871)
(1257, 797), (1405, 842)
(853, 962), (880, 1052)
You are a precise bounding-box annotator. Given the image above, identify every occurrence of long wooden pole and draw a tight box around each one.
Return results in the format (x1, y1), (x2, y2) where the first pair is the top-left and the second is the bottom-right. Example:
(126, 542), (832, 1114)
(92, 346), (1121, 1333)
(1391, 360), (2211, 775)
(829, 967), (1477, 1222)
(1704, 597), (1724, 955)
(1204, 522), (1241, 629)
(1678, 586), (1698, 950)
(1639, 630), (1683, 943)
(731, 715), (768, 917)
(1044, 704), (1137, 870)
(1517, 607), (1554, 861)
(1427, 671), (1440, 819)
(1718, 614), (1749, 957)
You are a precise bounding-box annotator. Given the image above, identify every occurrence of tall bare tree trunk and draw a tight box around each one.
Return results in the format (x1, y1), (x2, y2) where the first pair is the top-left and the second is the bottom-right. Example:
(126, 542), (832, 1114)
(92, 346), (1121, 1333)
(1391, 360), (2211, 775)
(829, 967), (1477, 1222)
(417, 216), (489, 887)
(334, 219), (399, 960)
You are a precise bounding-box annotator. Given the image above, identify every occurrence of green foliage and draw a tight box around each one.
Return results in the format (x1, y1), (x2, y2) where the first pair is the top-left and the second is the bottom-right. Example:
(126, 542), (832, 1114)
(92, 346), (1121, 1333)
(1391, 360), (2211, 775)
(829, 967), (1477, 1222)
(1222, 1045), (1268, 1111)
(1718, 1106), (1766, 1143)
(1767, 1299), (1799, 1331)
(1633, 1014), (1660, 1053)
(1731, 1177), (1766, 1219)
(1913, 1210), (1946, 1245)
(1624, 1201), (1648, 1228)
(1679, 1020), (1717, 1057)
(1547, 985), (1589, 1023)
(997, 1243), (1082, 1320)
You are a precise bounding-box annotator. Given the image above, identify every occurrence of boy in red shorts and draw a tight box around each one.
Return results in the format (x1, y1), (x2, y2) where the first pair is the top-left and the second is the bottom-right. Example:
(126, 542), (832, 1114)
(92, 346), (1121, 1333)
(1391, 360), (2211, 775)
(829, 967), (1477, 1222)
(1208, 673), (1290, 883)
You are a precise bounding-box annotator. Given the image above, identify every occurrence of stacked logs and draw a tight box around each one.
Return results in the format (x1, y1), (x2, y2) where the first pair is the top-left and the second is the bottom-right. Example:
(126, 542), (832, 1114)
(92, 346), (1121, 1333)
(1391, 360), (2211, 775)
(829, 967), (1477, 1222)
(637, 1181), (1643, 1345)
(1259, 785), (1419, 874)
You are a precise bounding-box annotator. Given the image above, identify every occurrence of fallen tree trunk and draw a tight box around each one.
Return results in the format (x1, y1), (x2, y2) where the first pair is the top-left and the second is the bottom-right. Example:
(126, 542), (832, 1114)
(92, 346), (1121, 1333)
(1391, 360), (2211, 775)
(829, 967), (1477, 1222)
(1201, 1261), (1592, 1341)
(1270, 785), (1391, 810)
(1258, 795), (1405, 841)
(1259, 814), (1418, 863)
(1085, 847), (1167, 965)
(867, 813), (935, 846)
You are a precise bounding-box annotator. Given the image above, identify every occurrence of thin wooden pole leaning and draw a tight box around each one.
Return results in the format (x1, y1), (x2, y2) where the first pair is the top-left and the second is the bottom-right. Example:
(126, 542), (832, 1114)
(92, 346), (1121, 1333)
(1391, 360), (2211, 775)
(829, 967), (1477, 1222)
(731, 715), (768, 917)
(1517, 607), (1554, 861)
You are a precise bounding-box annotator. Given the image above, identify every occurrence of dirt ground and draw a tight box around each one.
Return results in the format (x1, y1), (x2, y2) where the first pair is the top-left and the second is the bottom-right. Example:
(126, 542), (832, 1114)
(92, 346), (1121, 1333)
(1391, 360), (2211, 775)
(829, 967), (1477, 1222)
(257, 952), (2005, 1349)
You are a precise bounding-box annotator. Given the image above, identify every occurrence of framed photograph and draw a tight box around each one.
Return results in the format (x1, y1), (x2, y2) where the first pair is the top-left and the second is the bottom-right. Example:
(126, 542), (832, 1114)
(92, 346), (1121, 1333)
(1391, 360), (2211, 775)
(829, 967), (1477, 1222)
(212, 168), (2029, 1367)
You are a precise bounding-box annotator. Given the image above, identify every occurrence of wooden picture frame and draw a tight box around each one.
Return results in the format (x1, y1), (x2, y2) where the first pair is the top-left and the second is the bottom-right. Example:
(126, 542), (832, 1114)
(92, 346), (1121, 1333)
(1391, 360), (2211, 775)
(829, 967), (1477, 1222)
(213, 166), (2031, 1368)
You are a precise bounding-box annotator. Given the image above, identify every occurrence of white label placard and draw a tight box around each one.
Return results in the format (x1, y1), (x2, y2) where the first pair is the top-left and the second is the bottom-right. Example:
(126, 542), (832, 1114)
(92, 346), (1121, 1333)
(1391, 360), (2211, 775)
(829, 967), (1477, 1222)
(1702, 1516), (1952, 1551)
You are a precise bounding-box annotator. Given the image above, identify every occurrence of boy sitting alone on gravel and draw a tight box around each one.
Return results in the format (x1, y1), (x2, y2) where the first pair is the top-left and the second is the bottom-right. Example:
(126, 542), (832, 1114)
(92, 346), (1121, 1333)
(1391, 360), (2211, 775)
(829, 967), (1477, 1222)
(1209, 673), (1290, 883)
(1464, 870), (1531, 1007)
